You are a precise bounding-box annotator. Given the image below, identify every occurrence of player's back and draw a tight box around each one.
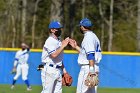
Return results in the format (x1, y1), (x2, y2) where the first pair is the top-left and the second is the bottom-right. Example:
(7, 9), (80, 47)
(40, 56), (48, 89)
(84, 31), (102, 63)
(79, 31), (102, 63)
(84, 31), (100, 44)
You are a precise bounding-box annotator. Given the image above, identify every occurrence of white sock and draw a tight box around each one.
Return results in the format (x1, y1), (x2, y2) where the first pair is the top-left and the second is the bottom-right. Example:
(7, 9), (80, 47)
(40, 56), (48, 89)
(95, 86), (98, 93)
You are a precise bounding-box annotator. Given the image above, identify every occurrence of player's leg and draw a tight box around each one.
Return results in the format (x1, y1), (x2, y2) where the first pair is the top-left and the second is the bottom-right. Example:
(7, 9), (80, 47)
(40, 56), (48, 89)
(41, 65), (57, 93)
(53, 71), (62, 93)
(76, 65), (89, 93)
(21, 64), (31, 90)
(86, 64), (99, 93)
(41, 67), (46, 93)
(86, 88), (96, 93)
(95, 86), (98, 93)
(95, 63), (99, 93)
(11, 65), (21, 88)
(77, 65), (96, 93)
(41, 72), (55, 93)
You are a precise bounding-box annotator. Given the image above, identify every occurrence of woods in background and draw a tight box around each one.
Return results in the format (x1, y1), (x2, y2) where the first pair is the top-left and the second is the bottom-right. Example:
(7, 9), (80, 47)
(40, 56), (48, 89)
(0, 0), (138, 52)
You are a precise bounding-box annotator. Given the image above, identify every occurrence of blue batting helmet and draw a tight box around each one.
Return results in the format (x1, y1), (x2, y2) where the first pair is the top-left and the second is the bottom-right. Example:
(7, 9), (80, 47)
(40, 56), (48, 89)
(48, 21), (63, 29)
(79, 18), (93, 27)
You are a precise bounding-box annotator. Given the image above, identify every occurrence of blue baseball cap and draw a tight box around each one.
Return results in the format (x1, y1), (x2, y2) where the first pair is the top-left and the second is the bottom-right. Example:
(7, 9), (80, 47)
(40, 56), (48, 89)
(49, 21), (63, 29)
(79, 18), (93, 27)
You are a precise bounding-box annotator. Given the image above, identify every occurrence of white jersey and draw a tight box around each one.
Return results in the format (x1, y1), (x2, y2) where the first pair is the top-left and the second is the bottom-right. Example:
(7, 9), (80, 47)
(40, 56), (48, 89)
(78, 31), (102, 65)
(41, 36), (63, 66)
(15, 49), (29, 64)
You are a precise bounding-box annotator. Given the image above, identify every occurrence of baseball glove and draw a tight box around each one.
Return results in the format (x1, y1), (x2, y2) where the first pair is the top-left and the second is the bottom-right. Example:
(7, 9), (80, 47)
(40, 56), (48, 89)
(85, 73), (99, 87)
(11, 67), (16, 74)
(62, 73), (73, 86)
(37, 64), (44, 71)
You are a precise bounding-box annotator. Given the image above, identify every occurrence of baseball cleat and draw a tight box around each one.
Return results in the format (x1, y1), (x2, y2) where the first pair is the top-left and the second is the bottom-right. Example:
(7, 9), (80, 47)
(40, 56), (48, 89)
(11, 85), (15, 89)
(27, 86), (32, 91)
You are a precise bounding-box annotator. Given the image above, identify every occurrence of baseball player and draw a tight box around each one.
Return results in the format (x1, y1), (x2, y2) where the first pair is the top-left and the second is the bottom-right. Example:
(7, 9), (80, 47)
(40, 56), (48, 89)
(11, 43), (32, 91)
(69, 18), (102, 93)
(40, 21), (69, 93)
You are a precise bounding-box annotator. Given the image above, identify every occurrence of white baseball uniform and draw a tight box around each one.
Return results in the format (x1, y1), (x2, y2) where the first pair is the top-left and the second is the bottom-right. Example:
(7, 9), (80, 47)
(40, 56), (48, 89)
(76, 31), (102, 93)
(13, 49), (30, 81)
(41, 35), (63, 93)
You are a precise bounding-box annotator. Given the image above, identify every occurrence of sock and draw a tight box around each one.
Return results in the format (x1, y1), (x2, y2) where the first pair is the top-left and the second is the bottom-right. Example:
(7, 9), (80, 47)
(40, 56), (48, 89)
(24, 79), (30, 87)
(12, 79), (16, 85)
(95, 86), (98, 93)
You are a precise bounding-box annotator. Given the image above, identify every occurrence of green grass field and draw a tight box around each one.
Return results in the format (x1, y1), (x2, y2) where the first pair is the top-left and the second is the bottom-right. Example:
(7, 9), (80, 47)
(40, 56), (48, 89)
(0, 84), (140, 93)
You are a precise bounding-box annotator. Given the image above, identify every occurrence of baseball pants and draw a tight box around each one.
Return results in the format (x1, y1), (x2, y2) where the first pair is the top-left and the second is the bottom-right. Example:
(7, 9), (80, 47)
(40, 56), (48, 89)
(41, 64), (62, 93)
(14, 64), (29, 80)
(76, 64), (99, 93)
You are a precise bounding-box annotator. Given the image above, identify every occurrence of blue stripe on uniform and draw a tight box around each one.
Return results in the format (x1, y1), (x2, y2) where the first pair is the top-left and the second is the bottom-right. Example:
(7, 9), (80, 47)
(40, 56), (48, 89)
(22, 52), (28, 55)
(86, 51), (95, 54)
(43, 47), (56, 55)
(22, 49), (30, 55)
(48, 50), (55, 54)
(15, 58), (19, 61)
(96, 43), (101, 52)
(43, 47), (48, 51)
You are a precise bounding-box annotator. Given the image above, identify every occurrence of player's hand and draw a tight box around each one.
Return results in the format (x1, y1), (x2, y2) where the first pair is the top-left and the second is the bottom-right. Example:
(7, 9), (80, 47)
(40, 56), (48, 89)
(62, 73), (73, 86)
(85, 72), (99, 87)
(62, 37), (70, 48)
(11, 67), (17, 74)
(69, 39), (77, 48)
(25, 45), (29, 48)
(37, 64), (45, 71)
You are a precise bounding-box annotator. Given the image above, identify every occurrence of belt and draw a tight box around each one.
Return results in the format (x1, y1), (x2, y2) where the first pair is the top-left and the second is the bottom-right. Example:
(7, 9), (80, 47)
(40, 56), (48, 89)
(18, 62), (27, 65)
(49, 64), (62, 69)
(80, 63), (99, 66)
(80, 64), (89, 66)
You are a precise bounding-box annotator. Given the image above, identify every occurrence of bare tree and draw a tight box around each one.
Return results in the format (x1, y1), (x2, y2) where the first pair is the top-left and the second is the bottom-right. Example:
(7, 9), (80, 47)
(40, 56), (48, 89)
(0, 0), (18, 47)
(101, 20), (104, 50)
(50, 0), (64, 22)
(9, 0), (19, 48)
(21, 0), (27, 42)
(99, 0), (114, 51)
(108, 0), (114, 51)
(31, 0), (41, 48)
(69, 0), (76, 38)
(82, 0), (85, 18)
(0, 1), (9, 47)
(137, 0), (140, 51)
(99, 1), (105, 50)
(11, 15), (16, 48)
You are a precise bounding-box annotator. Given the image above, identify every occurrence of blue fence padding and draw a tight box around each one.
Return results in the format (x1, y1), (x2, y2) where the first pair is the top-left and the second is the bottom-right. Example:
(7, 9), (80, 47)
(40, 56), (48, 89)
(99, 55), (140, 88)
(0, 51), (140, 88)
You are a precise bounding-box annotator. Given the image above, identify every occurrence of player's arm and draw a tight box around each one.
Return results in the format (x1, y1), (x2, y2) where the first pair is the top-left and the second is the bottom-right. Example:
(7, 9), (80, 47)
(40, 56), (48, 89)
(69, 39), (81, 52)
(87, 53), (95, 74)
(13, 59), (18, 68)
(26, 47), (30, 52)
(75, 46), (81, 53)
(62, 63), (67, 73)
(50, 37), (69, 58)
(25, 44), (30, 52)
(11, 59), (18, 74)
(85, 38), (96, 74)
(50, 46), (65, 58)
(13, 52), (19, 68)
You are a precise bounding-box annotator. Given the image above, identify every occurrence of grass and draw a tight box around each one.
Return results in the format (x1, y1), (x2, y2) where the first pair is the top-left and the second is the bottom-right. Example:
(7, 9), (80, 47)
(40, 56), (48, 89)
(98, 88), (140, 93)
(0, 84), (140, 93)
